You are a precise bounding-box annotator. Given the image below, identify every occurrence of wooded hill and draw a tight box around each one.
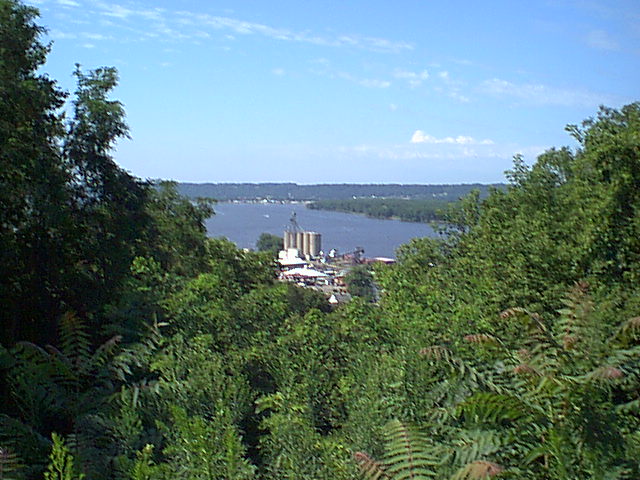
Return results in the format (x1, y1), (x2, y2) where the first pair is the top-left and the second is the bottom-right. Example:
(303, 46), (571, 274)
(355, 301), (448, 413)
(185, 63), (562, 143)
(177, 182), (501, 201)
(307, 197), (454, 222)
(1, 1), (639, 478)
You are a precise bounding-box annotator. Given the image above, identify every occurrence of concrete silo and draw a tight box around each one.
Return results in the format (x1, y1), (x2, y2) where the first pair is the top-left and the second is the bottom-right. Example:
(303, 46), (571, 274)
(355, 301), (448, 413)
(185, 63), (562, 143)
(296, 231), (304, 254)
(284, 231), (294, 250)
(302, 232), (311, 258)
(308, 232), (321, 258)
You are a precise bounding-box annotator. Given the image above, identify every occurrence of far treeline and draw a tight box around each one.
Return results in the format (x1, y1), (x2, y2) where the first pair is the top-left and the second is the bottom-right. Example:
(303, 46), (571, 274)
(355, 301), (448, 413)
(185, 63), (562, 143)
(178, 182), (501, 202)
(307, 197), (456, 222)
(2, 1), (640, 479)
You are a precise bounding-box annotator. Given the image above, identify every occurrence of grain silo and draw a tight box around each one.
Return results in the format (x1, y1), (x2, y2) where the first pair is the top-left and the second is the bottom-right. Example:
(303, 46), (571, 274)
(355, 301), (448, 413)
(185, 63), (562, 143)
(296, 231), (304, 253)
(284, 231), (295, 250)
(302, 232), (311, 258)
(308, 232), (321, 257)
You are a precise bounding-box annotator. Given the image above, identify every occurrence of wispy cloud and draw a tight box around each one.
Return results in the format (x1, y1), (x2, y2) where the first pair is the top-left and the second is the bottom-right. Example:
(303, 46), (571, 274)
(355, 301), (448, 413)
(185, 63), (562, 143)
(585, 29), (618, 50)
(411, 131), (494, 145)
(481, 78), (618, 107)
(178, 11), (412, 52)
(50, 29), (78, 39)
(66, 1), (412, 53)
(358, 78), (391, 88)
(336, 142), (533, 163)
(335, 71), (390, 88)
(309, 60), (391, 89)
(57, 0), (81, 7)
(96, 2), (164, 21)
(83, 32), (112, 40)
(393, 69), (429, 87)
(433, 70), (470, 102)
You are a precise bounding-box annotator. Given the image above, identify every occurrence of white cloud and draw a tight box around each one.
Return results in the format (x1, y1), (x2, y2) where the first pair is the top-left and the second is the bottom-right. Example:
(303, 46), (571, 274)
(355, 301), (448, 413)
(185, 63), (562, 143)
(481, 77), (618, 107)
(449, 92), (470, 103)
(57, 0), (80, 7)
(50, 29), (78, 39)
(83, 32), (111, 40)
(82, 43), (95, 48)
(323, 71), (391, 89)
(47, 2), (412, 53)
(585, 29), (618, 50)
(93, 2), (164, 21)
(110, 7), (411, 52)
(271, 68), (285, 76)
(101, 4), (133, 19)
(358, 78), (391, 88)
(393, 69), (429, 87)
(411, 131), (494, 145)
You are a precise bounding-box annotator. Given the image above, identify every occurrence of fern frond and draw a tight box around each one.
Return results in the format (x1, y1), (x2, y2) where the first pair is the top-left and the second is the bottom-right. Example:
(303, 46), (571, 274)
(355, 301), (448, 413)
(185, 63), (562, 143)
(585, 365), (624, 382)
(354, 451), (391, 480)
(455, 393), (532, 425)
(554, 282), (599, 357)
(382, 420), (438, 479)
(0, 446), (24, 480)
(90, 335), (122, 374)
(58, 313), (91, 373)
(111, 322), (163, 381)
(512, 363), (542, 377)
(451, 460), (503, 479)
(500, 308), (544, 331)
(617, 316), (640, 344)
(449, 429), (504, 469)
(463, 335), (500, 347)
(420, 345), (453, 363)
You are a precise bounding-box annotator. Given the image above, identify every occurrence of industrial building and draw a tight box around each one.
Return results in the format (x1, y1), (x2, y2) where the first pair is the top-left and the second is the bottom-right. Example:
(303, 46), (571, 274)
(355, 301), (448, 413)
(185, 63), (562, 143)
(282, 213), (321, 259)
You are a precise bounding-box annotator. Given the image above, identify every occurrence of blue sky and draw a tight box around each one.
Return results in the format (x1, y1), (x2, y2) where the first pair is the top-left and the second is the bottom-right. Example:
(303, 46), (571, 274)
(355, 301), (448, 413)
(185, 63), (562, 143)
(30, 0), (640, 183)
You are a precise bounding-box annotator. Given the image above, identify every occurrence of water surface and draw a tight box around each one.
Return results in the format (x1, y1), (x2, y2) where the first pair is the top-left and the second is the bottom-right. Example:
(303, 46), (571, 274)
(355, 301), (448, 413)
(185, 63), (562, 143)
(205, 202), (438, 258)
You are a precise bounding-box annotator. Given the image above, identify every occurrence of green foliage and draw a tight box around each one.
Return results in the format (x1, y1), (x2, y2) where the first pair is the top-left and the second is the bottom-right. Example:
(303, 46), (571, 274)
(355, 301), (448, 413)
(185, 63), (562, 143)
(43, 434), (83, 480)
(128, 445), (158, 480)
(0, 0), (70, 347)
(345, 265), (376, 302)
(308, 197), (451, 223)
(179, 183), (499, 202)
(143, 181), (214, 277)
(355, 420), (439, 479)
(256, 389), (353, 480)
(160, 406), (254, 480)
(255, 233), (283, 255)
(0, 446), (24, 480)
(206, 237), (277, 292)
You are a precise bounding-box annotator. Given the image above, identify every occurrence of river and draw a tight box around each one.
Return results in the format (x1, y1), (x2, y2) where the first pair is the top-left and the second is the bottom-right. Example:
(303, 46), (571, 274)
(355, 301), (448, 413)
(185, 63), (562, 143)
(205, 202), (439, 258)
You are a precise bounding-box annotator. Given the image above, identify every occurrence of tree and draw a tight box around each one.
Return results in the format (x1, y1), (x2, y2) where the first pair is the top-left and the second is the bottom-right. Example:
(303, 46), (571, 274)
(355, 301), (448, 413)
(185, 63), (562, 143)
(0, 0), (72, 346)
(142, 181), (214, 277)
(345, 265), (376, 302)
(255, 233), (283, 256)
(63, 65), (151, 325)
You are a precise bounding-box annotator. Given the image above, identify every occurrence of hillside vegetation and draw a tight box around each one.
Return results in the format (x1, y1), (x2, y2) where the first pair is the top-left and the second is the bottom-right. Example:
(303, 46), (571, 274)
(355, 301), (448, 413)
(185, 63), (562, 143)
(307, 197), (454, 222)
(178, 182), (499, 202)
(1, 1), (640, 479)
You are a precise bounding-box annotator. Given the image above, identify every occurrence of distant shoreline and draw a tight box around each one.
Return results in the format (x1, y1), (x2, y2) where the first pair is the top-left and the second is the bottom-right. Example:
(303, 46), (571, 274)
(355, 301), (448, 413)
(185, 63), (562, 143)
(179, 182), (502, 203)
